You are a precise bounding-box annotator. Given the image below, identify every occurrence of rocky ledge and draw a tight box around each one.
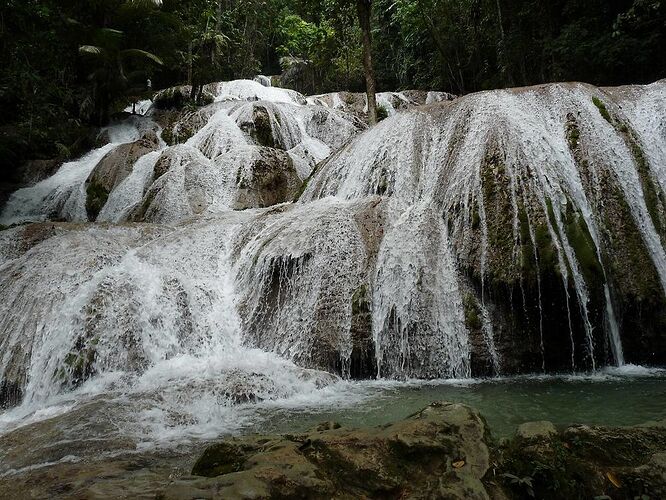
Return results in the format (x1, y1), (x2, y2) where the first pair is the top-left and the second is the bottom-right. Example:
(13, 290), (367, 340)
(173, 402), (666, 499)
(0, 402), (664, 499)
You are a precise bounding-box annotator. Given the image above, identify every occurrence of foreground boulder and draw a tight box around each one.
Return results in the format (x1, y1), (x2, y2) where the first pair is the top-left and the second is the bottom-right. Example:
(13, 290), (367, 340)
(182, 404), (666, 500)
(183, 402), (491, 499)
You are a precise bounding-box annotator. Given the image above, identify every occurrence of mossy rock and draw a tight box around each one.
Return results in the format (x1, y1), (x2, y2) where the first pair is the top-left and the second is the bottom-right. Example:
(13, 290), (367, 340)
(377, 105), (389, 122)
(57, 336), (98, 389)
(238, 105), (276, 149)
(293, 174), (312, 201)
(349, 282), (376, 379)
(498, 421), (666, 500)
(190, 402), (491, 498)
(351, 284), (370, 315)
(592, 96), (612, 123)
(561, 202), (603, 288)
(463, 293), (482, 331)
(85, 182), (109, 221)
(191, 441), (250, 477)
(480, 146), (521, 286)
(153, 87), (188, 110)
(518, 202), (559, 281)
(0, 380), (22, 410)
(566, 117), (581, 149)
(616, 121), (666, 238)
(252, 106), (275, 148)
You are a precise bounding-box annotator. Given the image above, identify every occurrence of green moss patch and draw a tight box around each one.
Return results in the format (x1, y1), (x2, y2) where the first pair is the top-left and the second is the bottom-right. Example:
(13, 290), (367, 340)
(480, 148), (520, 285)
(562, 203), (603, 288)
(592, 96), (612, 123)
(623, 128), (665, 237)
(598, 172), (662, 302)
(293, 174), (310, 201)
(85, 182), (109, 221)
(566, 118), (581, 150)
(192, 441), (250, 477)
(463, 293), (482, 331)
(57, 335), (98, 389)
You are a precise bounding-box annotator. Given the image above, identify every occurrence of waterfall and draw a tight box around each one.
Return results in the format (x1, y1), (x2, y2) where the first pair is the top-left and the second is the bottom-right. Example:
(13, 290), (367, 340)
(1, 79), (665, 423)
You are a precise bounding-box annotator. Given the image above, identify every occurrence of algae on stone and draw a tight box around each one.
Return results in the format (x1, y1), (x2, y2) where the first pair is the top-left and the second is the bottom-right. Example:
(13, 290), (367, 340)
(85, 182), (109, 221)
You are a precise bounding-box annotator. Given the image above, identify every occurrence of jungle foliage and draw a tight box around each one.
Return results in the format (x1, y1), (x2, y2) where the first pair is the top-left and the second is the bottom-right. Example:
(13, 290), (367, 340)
(0, 0), (664, 175)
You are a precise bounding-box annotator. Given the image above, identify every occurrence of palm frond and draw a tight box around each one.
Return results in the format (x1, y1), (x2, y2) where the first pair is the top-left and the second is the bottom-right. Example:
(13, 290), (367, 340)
(79, 45), (104, 57)
(121, 49), (164, 66)
(126, 0), (163, 6)
(99, 28), (124, 37)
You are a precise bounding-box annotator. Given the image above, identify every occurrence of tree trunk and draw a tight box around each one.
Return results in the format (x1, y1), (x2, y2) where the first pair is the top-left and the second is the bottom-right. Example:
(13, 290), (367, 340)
(187, 41), (193, 86)
(215, 0), (223, 65)
(495, 0), (512, 86)
(356, 0), (377, 125)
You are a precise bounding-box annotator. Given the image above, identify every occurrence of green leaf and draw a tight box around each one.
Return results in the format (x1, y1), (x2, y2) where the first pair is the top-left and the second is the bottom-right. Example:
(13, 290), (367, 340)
(121, 49), (164, 66)
(79, 45), (104, 56)
(127, 0), (163, 6)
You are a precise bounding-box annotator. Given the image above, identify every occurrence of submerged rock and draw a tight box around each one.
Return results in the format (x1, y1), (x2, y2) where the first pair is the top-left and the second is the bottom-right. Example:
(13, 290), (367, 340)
(515, 420), (557, 440)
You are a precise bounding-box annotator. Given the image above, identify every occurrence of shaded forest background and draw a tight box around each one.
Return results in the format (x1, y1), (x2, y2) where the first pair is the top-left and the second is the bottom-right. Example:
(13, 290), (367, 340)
(1, 0), (665, 176)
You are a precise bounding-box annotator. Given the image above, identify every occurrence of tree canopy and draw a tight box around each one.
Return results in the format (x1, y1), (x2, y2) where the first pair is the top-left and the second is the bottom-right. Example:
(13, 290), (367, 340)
(1, 0), (664, 173)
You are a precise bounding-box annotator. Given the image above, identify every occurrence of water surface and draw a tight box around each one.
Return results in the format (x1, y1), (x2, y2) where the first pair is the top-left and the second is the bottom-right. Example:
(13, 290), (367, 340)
(257, 367), (666, 438)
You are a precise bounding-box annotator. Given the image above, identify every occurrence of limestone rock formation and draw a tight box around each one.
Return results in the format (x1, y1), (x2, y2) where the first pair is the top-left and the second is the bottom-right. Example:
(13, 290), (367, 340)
(302, 80), (666, 375)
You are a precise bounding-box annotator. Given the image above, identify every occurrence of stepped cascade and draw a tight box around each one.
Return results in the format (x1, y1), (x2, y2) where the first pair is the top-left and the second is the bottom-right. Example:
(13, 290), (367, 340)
(1, 78), (665, 426)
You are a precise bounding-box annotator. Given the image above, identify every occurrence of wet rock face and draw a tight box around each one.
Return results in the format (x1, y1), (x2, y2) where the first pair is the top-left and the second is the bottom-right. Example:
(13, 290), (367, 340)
(232, 197), (385, 379)
(307, 89), (457, 120)
(189, 402), (491, 499)
(152, 85), (215, 110)
(85, 132), (160, 220)
(237, 104), (277, 148)
(226, 146), (302, 210)
(303, 81), (666, 376)
(0, 380), (22, 409)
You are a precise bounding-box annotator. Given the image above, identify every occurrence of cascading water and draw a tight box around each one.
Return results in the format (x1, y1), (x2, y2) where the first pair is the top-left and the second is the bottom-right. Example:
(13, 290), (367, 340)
(0, 119), (149, 226)
(0, 79), (665, 445)
(303, 81), (666, 372)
